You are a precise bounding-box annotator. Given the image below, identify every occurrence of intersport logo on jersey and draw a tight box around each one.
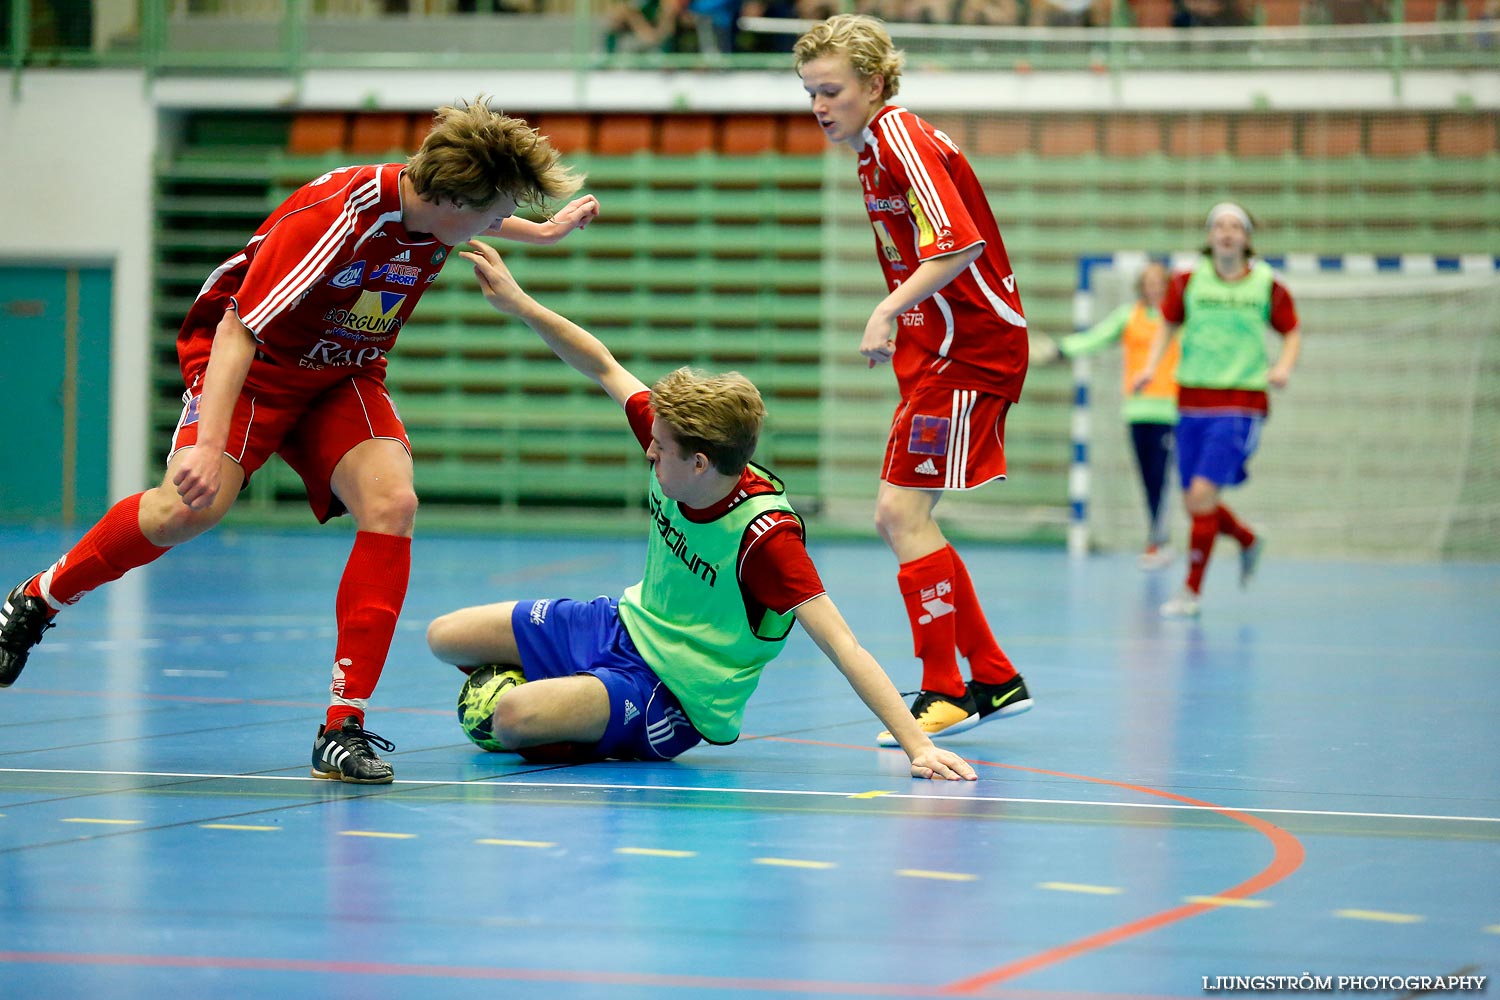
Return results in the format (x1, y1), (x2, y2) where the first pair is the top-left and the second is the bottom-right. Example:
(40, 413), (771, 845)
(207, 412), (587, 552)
(865, 196), (907, 215)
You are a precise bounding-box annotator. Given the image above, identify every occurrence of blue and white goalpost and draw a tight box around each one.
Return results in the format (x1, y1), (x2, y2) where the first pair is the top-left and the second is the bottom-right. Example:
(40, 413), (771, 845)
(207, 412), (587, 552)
(1069, 251), (1500, 561)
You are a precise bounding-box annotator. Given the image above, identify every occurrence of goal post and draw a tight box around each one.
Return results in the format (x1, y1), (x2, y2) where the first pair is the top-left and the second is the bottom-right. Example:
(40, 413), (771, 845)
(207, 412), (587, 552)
(1071, 252), (1500, 560)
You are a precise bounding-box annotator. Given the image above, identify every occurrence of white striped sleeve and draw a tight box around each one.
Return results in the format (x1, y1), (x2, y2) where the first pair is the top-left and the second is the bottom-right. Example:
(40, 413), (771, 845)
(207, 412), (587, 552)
(878, 113), (952, 233)
(238, 172), (384, 333)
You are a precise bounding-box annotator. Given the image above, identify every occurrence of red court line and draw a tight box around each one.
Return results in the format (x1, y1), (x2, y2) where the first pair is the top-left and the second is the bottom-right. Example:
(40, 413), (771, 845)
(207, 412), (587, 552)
(944, 758), (1305, 992)
(0, 737), (1305, 994)
(765, 738), (1307, 992)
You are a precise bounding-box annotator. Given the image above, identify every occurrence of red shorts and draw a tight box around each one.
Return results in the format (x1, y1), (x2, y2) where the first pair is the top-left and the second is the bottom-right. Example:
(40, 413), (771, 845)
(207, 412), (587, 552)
(170, 372), (411, 523)
(881, 386), (1011, 491)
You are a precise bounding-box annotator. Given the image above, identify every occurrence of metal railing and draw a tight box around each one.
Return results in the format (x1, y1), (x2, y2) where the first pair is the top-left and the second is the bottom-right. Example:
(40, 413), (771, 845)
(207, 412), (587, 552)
(6, 0), (1496, 85)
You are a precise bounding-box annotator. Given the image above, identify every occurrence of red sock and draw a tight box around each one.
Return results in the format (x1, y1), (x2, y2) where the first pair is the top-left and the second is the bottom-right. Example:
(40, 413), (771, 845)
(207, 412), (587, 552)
(1185, 513), (1218, 594)
(1216, 504), (1256, 548)
(30, 493), (171, 610)
(325, 531), (411, 731)
(897, 548), (966, 699)
(946, 545), (1015, 685)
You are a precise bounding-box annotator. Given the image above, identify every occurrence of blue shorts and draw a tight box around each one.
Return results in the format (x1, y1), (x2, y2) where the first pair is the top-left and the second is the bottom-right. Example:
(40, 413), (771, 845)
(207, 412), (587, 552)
(1176, 412), (1263, 490)
(510, 596), (703, 762)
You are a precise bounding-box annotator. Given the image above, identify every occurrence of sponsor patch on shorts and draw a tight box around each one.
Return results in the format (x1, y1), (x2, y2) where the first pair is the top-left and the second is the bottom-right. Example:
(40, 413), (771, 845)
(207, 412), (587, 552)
(181, 393), (201, 427)
(907, 414), (950, 456)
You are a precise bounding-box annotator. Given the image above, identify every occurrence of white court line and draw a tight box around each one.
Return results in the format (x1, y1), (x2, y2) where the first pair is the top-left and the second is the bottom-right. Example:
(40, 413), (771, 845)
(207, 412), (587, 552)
(0, 767), (1496, 825)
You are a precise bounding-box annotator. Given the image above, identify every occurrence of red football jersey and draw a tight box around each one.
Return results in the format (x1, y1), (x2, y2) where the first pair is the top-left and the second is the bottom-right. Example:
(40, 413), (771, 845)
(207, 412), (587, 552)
(177, 163), (452, 395)
(857, 105), (1029, 401)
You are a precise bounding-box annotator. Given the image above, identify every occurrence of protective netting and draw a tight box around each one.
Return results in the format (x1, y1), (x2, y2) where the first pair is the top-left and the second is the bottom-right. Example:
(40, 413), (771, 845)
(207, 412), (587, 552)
(1081, 258), (1500, 558)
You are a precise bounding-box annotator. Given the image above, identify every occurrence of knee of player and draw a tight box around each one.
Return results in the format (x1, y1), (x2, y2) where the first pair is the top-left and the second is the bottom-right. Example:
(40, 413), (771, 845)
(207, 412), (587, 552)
(1183, 486), (1218, 515)
(872, 498), (914, 543)
(493, 688), (545, 745)
(361, 486), (420, 533)
(145, 487), (226, 544)
(425, 613), (460, 659)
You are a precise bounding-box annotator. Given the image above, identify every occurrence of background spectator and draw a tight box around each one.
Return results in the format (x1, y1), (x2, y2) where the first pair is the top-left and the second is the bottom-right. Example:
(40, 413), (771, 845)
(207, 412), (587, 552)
(1172, 0), (1248, 26)
(1031, 0), (1112, 25)
(954, 0), (1024, 25)
(604, 0), (680, 53)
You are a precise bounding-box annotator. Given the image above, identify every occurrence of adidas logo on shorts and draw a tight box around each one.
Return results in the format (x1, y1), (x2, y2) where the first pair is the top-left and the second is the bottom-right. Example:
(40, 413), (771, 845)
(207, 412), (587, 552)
(914, 458), (940, 475)
(623, 699), (640, 724)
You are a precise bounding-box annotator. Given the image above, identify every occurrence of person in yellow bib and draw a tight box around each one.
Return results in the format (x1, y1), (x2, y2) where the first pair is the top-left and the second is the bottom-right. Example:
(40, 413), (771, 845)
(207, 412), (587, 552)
(1052, 261), (1178, 570)
(425, 239), (977, 782)
(1133, 203), (1302, 618)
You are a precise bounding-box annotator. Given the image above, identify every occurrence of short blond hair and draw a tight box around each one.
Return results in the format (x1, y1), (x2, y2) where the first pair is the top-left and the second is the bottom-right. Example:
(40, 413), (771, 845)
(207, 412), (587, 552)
(793, 14), (904, 101)
(650, 367), (765, 475)
(407, 96), (583, 213)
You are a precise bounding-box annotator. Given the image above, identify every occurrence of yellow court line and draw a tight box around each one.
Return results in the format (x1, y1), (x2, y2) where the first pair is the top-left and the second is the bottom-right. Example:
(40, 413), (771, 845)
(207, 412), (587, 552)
(1484, 925), (1500, 935)
(61, 818), (142, 826)
(1333, 908), (1424, 924)
(897, 869), (978, 882)
(1186, 895), (1272, 908)
(754, 857), (836, 869)
(615, 847), (697, 858)
(1038, 881), (1123, 895)
(848, 791), (892, 799)
(200, 824), (280, 832)
(476, 838), (556, 848)
(340, 830), (417, 839)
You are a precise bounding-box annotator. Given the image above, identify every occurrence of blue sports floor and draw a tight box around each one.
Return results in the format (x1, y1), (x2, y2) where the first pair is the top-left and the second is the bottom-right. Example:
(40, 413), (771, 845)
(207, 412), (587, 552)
(1, 524), (1497, 999)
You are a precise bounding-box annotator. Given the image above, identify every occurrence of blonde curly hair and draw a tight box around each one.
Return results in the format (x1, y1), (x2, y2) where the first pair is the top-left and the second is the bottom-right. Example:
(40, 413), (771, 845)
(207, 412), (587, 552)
(793, 14), (905, 101)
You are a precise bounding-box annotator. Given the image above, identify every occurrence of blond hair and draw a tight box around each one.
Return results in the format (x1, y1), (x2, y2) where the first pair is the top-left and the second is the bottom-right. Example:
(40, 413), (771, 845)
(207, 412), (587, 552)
(793, 14), (904, 100)
(650, 367), (765, 475)
(407, 96), (583, 213)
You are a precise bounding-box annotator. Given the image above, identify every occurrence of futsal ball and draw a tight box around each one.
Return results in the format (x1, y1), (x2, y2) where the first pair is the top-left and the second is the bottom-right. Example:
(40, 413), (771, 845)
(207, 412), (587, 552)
(456, 665), (525, 752)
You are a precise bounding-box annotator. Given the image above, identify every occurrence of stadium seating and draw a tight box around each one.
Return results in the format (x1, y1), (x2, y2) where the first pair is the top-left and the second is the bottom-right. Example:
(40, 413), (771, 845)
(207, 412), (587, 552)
(347, 112), (412, 156)
(657, 114), (719, 155)
(150, 108), (1500, 536)
(286, 112), (348, 156)
(720, 114), (781, 155)
(532, 112), (593, 154)
(1102, 116), (1163, 157)
(1300, 114), (1364, 157)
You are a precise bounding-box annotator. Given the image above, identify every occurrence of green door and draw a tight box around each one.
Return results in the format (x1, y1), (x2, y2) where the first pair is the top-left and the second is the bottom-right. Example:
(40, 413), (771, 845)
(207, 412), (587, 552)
(0, 265), (113, 525)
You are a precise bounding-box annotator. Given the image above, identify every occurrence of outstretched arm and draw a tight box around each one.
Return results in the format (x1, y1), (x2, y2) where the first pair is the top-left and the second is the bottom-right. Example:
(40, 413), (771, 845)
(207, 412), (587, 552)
(461, 238), (647, 407)
(486, 195), (600, 245)
(793, 595), (977, 781)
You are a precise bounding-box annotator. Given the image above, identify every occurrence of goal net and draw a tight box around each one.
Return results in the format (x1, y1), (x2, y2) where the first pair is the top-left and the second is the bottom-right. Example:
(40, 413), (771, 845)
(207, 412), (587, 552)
(1076, 253), (1500, 560)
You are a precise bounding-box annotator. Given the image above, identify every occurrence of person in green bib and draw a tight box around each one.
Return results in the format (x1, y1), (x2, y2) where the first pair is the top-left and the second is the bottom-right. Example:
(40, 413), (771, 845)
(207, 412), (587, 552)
(1133, 203), (1302, 618)
(425, 238), (977, 781)
(1048, 260), (1179, 570)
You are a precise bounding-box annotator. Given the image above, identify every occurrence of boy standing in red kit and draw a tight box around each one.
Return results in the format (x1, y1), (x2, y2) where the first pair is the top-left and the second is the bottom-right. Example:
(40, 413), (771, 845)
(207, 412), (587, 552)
(795, 15), (1033, 745)
(0, 98), (597, 782)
